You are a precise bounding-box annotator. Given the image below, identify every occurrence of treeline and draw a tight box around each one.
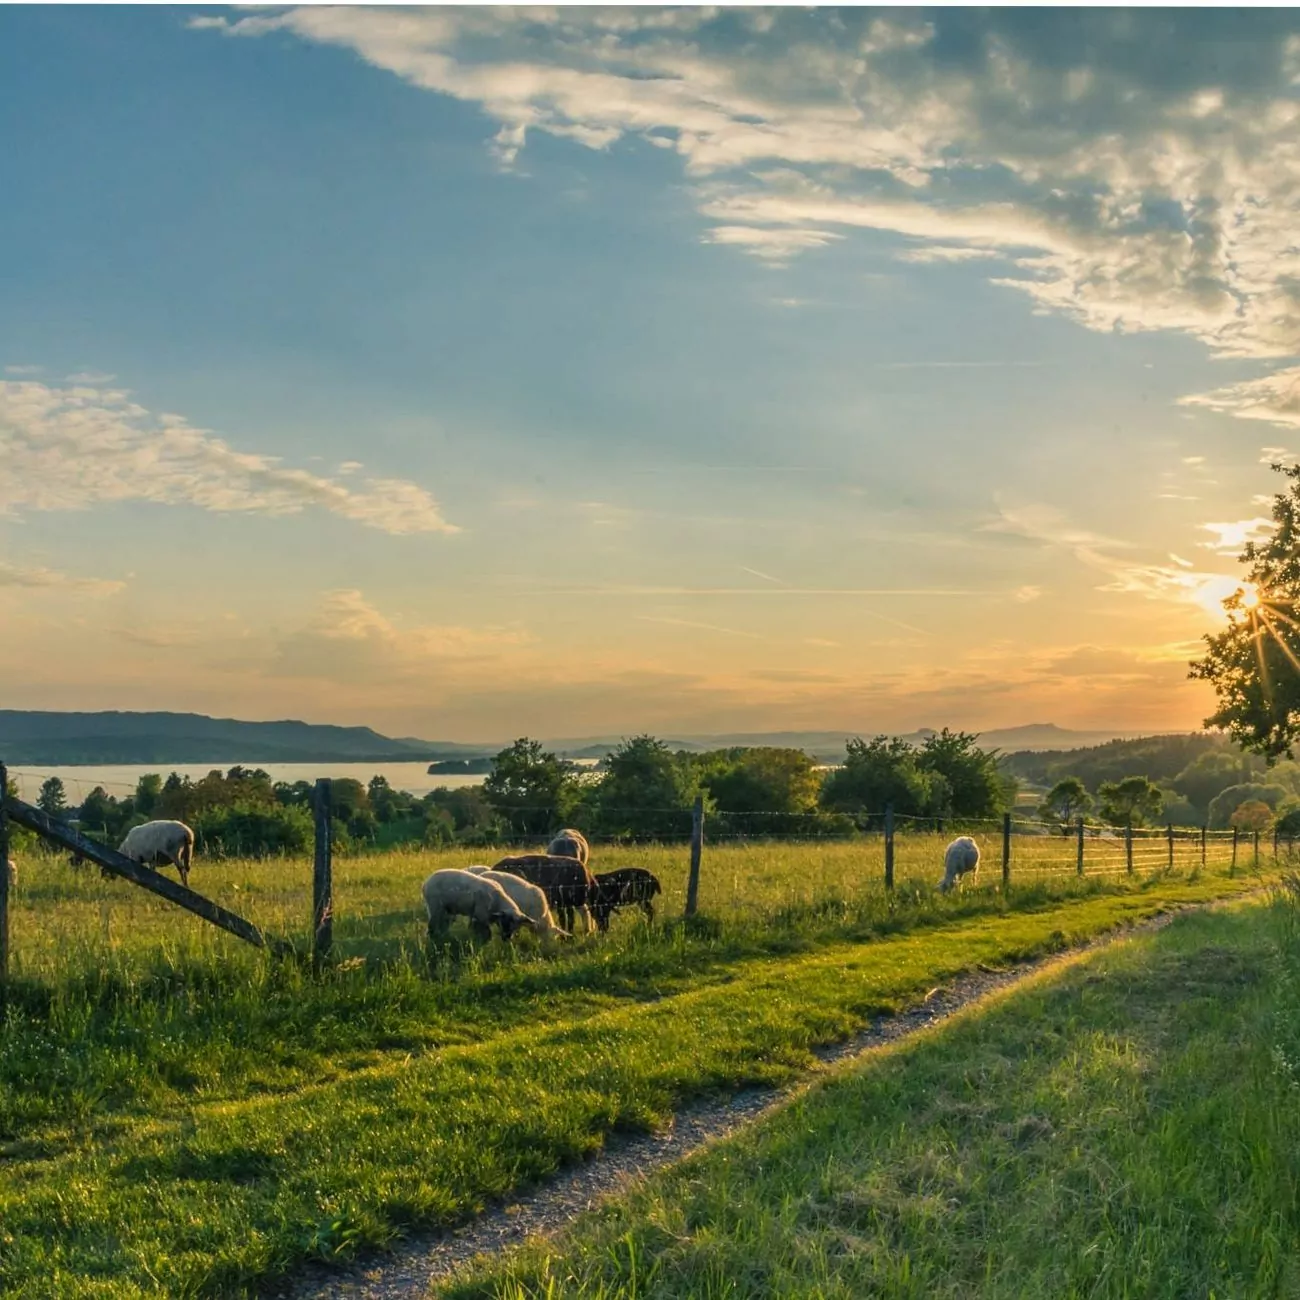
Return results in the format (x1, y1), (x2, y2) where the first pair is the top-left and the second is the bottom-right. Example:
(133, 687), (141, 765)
(1005, 732), (1300, 832)
(27, 728), (1291, 860)
(22, 728), (1011, 858)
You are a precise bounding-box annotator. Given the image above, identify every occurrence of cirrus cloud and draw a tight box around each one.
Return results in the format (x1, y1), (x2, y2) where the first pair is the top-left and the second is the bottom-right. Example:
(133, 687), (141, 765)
(195, 7), (1300, 424)
(0, 377), (457, 534)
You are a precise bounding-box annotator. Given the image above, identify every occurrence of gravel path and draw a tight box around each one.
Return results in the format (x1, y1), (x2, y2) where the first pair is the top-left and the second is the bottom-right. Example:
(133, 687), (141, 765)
(274, 903), (1205, 1300)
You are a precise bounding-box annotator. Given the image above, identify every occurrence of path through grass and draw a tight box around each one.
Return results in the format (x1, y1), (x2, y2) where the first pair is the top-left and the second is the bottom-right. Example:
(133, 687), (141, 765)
(445, 889), (1300, 1299)
(0, 864), (1271, 1297)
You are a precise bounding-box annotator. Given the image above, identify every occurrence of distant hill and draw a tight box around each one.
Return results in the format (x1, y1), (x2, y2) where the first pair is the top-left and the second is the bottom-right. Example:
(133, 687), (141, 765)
(0, 711), (484, 766)
(0, 709), (1186, 768)
(547, 724), (1162, 763)
(999, 733), (1233, 791)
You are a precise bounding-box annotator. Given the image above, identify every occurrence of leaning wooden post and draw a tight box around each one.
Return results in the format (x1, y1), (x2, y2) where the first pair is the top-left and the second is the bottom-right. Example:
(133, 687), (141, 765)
(1167, 823), (1174, 872)
(883, 803), (895, 891)
(1125, 821), (1133, 874)
(1200, 825), (1207, 869)
(1001, 812), (1011, 890)
(684, 795), (704, 917)
(0, 762), (10, 989)
(312, 778), (333, 964)
(1076, 817), (1085, 876)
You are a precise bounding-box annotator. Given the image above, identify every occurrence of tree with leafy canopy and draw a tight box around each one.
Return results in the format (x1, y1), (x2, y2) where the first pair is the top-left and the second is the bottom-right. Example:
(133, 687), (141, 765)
(1037, 776), (1093, 833)
(37, 777), (67, 817)
(483, 738), (579, 836)
(134, 774), (162, 817)
(1190, 462), (1300, 760)
(1230, 799), (1274, 833)
(1207, 781), (1289, 829)
(1097, 775), (1164, 828)
(916, 728), (1008, 818)
(819, 736), (936, 819)
(593, 735), (696, 839)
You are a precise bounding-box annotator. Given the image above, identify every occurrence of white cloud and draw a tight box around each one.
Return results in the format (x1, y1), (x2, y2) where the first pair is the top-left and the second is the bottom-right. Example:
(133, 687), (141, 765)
(0, 378), (458, 535)
(894, 245), (1004, 265)
(983, 501), (1245, 615)
(193, 6), (1300, 424)
(703, 224), (842, 262)
(1181, 369), (1300, 430)
(1197, 517), (1274, 554)
(270, 589), (531, 682)
(0, 559), (124, 596)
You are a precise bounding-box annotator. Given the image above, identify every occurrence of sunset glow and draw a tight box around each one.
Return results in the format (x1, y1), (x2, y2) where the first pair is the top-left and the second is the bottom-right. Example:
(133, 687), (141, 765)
(2, 8), (1298, 741)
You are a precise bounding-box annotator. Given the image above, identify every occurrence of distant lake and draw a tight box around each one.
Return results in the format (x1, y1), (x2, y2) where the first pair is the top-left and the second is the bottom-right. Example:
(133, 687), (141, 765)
(3, 761), (539, 802)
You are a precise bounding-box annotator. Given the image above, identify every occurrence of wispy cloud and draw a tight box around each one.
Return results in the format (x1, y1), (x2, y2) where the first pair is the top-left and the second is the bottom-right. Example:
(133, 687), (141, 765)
(0, 559), (124, 596)
(194, 8), (1300, 425)
(1181, 369), (1300, 430)
(635, 615), (766, 640)
(739, 565), (785, 586)
(1198, 517), (1274, 554)
(0, 377), (458, 535)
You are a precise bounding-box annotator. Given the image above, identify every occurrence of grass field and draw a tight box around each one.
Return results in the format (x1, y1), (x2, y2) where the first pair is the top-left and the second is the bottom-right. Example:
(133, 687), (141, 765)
(445, 888), (1300, 1300)
(0, 836), (1277, 1297)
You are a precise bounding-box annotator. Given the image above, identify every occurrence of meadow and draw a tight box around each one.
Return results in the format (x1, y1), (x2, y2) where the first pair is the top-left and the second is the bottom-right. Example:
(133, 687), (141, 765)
(0, 832), (1275, 1297)
(446, 887), (1300, 1299)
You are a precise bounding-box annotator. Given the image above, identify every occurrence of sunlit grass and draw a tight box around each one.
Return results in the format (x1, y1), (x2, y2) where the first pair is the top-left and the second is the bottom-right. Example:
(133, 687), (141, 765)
(447, 891), (1300, 1299)
(0, 836), (1274, 1296)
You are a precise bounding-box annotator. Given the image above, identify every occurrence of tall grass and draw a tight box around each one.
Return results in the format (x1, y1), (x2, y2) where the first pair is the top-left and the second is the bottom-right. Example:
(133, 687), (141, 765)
(447, 888), (1300, 1299)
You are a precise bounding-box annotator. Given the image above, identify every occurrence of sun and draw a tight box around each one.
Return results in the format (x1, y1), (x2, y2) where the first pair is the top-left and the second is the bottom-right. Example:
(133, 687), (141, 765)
(1241, 583), (1263, 610)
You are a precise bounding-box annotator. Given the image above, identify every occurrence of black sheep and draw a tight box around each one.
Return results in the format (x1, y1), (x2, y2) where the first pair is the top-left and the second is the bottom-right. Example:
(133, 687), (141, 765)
(590, 867), (662, 931)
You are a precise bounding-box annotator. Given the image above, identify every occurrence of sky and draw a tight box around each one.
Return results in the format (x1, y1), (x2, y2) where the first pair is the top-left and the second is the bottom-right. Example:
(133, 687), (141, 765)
(2, 5), (1299, 743)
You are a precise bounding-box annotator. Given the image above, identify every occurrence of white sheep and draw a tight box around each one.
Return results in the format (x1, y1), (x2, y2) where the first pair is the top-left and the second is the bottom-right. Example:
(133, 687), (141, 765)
(466, 866), (570, 940)
(421, 868), (535, 942)
(939, 835), (980, 893)
(547, 827), (590, 866)
(117, 820), (196, 888)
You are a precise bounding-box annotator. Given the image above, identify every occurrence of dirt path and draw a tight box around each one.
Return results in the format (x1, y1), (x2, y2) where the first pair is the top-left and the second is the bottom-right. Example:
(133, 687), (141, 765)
(273, 900), (1229, 1300)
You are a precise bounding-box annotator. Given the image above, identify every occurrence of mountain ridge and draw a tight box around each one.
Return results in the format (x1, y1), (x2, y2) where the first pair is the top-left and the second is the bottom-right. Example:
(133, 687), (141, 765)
(0, 710), (1181, 766)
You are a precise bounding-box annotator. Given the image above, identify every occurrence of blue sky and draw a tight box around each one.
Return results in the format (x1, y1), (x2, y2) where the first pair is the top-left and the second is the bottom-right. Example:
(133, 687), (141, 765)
(2, 6), (1297, 741)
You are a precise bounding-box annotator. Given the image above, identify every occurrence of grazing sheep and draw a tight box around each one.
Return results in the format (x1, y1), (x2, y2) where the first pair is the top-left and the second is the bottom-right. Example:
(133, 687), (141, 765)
(547, 828), (590, 867)
(492, 853), (596, 933)
(590, 868), (662, 931)
(422, 868), (535, 943)
(117, 820), (196, 888)
(465, 866), (570, 940)
(939, 835), (980, 893)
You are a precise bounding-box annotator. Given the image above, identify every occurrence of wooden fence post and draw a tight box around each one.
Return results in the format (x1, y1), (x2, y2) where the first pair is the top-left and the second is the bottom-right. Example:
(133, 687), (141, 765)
(0, 762), (10, 990)
(1167, 823), (1174, 872)
(884, 803), (895, 891)
(685, 795), (704, 917)
(1231, 827), (1238, 874)
(1002, 812), (1011, 890)
(1274, 825), (1280, 860)
(1254, 829), (1261, 867)
(1200, 825), (1207, 869)
(1076, 817), (1085, 876)
(312, 778), (333, 964)
(1125, 821), (1133, 874)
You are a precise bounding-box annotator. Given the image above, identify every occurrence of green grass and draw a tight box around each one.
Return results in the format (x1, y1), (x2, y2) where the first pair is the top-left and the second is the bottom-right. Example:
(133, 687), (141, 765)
(0, 838), (1275, 1297)
(445, 889), (1300, 1300)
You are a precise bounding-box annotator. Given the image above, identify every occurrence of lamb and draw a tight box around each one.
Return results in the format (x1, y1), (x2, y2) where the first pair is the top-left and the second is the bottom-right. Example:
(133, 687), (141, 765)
(547, 827), (590, 867)
(117, 820), (196, 888)
(465, 866), (570, 940)
(590, 867), (662, 931)
(421, 868), (535, 942)
(939, 835), (980, 893)
(492, 853), (596, 933)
